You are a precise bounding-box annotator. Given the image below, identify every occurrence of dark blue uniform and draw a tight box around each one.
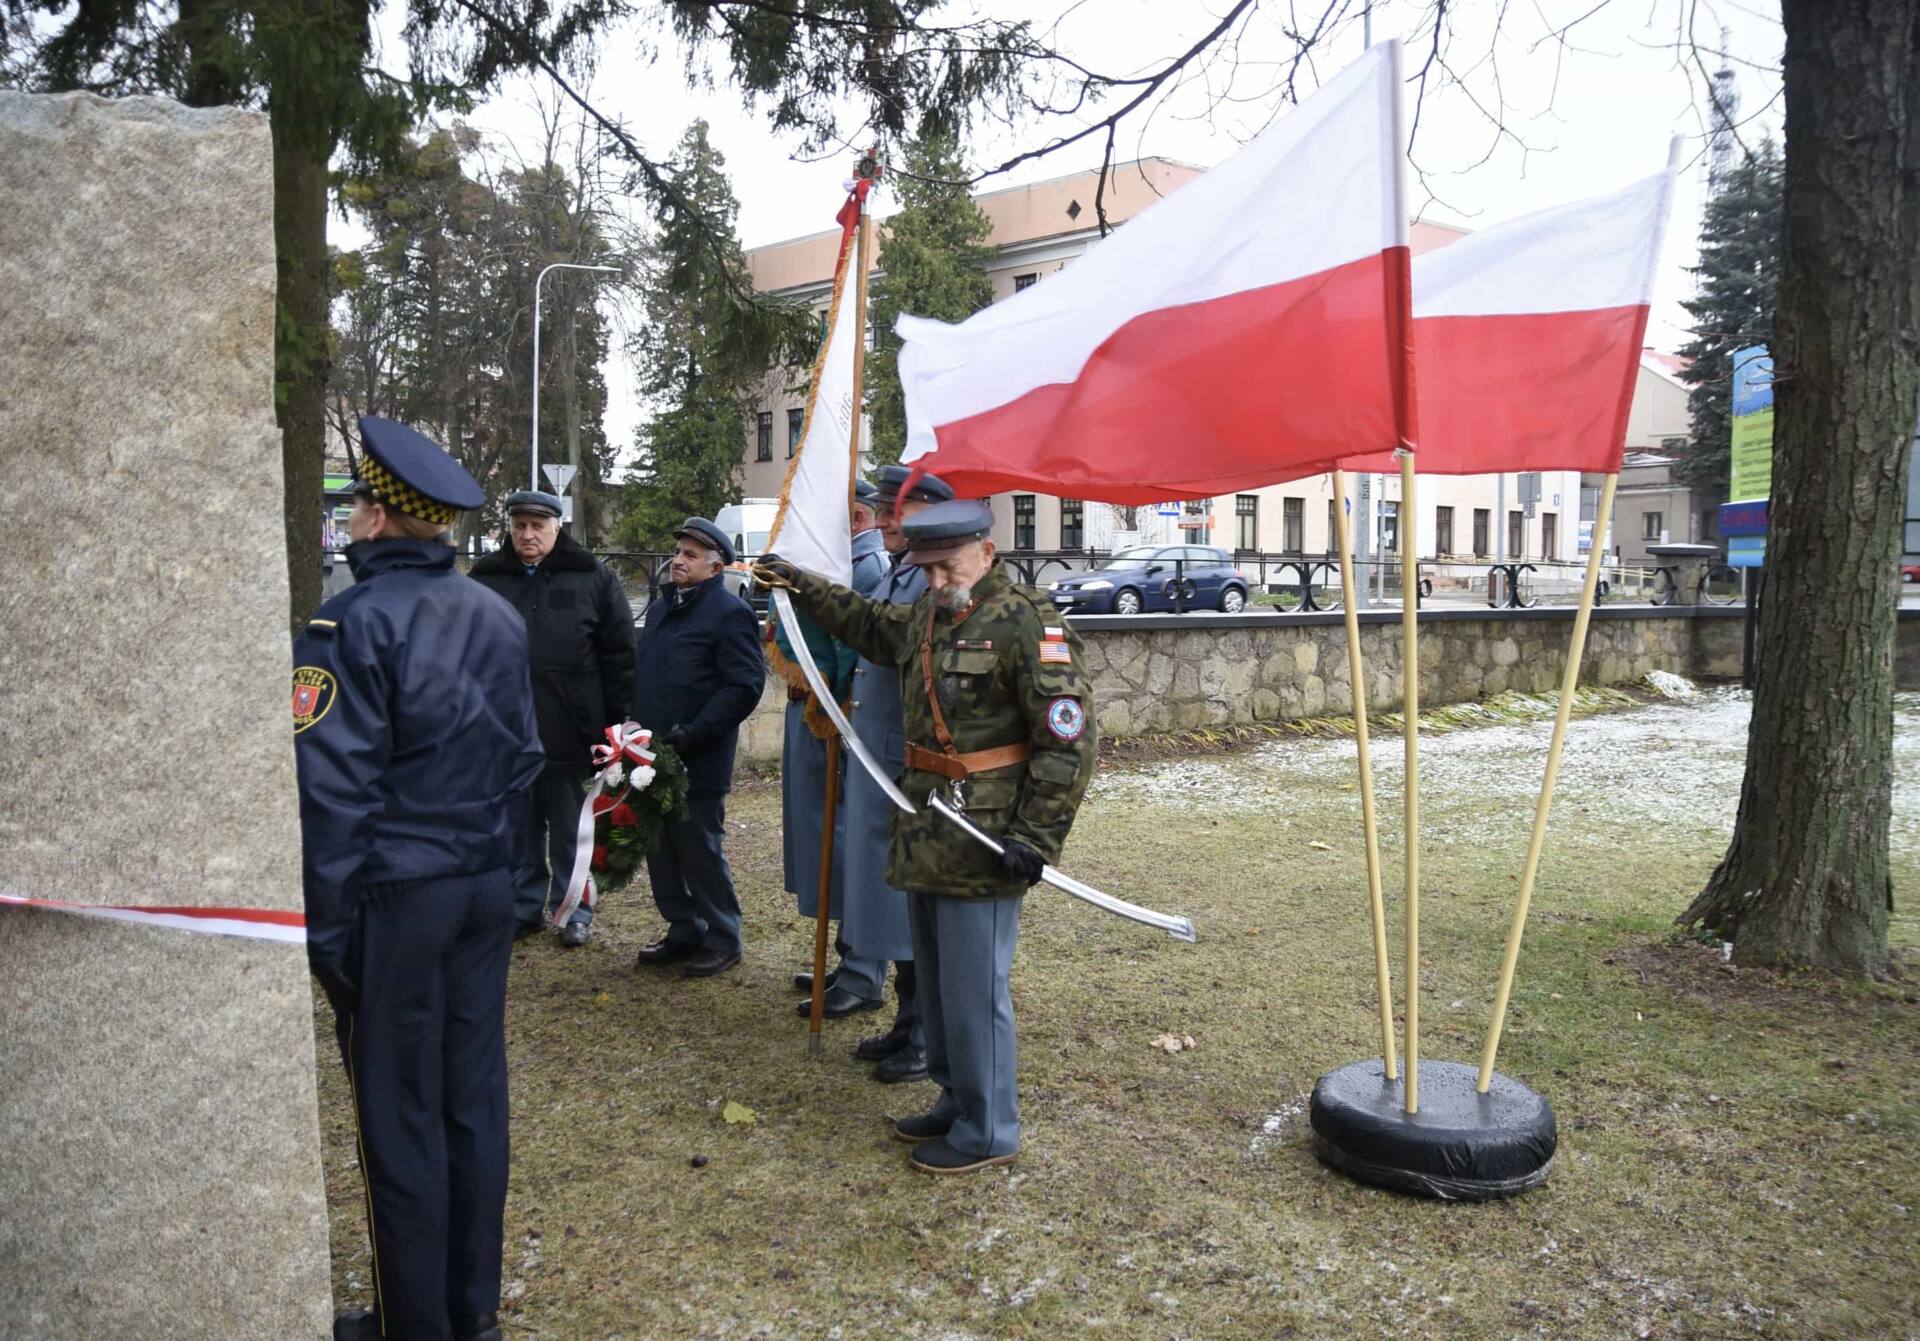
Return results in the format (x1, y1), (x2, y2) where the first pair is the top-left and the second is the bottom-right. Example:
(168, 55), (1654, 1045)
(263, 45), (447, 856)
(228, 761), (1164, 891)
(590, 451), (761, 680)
(294, 536), (544, 1341)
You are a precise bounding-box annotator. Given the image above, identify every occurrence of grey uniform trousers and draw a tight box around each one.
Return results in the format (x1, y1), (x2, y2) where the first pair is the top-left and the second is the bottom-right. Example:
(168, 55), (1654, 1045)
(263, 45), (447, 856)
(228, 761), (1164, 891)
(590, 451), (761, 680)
(909, 891), (1023, 1157)
(647, 793), (743, 955)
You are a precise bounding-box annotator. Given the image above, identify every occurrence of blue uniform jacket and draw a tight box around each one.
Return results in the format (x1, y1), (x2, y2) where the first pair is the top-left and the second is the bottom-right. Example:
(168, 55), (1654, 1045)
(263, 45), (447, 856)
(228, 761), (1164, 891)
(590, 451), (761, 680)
(292, 538), (545, 975)
(631, 573), (765, 796)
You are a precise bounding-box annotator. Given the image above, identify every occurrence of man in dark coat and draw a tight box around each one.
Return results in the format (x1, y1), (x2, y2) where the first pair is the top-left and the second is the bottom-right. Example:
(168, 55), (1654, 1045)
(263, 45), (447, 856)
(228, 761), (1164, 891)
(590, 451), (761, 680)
(293, 416), (545, 1340)
(470, 490), (635, 946)
(630, 516), (765, 978)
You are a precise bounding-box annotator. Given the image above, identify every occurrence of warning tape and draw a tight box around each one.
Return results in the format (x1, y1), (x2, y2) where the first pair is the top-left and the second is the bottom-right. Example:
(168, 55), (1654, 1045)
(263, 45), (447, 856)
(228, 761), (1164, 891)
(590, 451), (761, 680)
(0, 892), (306, 944)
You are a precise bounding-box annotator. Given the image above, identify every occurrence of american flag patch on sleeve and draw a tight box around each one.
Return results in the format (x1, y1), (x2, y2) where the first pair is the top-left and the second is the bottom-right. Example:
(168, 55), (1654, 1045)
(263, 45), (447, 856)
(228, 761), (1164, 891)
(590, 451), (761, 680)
(1038, 638), (1073, 664)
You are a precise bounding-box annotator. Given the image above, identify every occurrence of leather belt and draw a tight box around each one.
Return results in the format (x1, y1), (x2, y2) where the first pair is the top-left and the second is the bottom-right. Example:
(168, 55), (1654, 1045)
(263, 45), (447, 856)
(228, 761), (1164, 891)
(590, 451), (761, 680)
(904, 741), (1030, 780)
(787, 686), (810, 704)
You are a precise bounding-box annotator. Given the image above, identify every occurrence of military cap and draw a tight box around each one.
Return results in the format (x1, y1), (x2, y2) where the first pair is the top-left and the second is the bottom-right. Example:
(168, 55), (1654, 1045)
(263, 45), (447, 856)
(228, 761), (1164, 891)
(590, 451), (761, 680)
(673, 516), (736, 565)
(504, 489), (564, 519)
(854, 478), (881, 505)
(901, 498), (994, 566)
(353, 416), (484, 526)
(874, 463), (955, 505)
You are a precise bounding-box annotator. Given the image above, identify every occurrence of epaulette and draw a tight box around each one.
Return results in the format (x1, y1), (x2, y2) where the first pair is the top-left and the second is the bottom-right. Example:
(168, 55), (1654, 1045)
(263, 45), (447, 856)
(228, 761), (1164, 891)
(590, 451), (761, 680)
(301, 581), (376, 637)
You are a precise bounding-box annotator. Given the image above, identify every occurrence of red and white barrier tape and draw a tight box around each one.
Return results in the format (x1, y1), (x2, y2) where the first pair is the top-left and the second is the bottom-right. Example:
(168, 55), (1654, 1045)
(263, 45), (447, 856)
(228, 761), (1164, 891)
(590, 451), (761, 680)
(0, 893), (306, 944)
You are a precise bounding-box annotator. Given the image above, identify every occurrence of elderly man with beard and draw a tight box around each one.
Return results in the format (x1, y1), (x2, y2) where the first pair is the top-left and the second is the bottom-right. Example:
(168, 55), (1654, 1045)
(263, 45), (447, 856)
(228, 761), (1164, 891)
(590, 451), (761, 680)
(630, 517), (765, 978)
(756, 498), (1097, 1174)
(470, 490), (635, 946)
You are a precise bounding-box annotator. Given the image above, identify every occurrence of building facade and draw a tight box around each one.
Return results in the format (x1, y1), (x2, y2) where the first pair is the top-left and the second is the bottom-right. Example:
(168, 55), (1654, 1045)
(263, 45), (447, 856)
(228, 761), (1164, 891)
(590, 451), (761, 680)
(741, 158), (1686, 573)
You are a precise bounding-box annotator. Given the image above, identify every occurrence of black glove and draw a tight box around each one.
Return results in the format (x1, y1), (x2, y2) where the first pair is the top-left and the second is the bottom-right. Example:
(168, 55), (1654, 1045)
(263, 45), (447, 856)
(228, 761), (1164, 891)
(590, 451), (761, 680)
(999, 839), (1047, 887)
(752, 554), (801, 589)
(658, 725), (693, 755)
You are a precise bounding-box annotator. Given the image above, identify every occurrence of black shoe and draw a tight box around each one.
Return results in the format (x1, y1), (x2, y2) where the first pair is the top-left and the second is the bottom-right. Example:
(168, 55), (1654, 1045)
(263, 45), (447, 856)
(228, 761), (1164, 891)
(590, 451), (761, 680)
(793, 967), (840, 993)
(681, 946), (742, 978)
(910, 1137), (1018, 1175)
(889, 1110), (953, 1145)
(873, 1045), (929, 1084)
(559, 921), (590, 948)
(333, 1313), (378, 1341)
(635, 936), (698, 967)
(854, 1023), (912, 1061)
(456, 1312), (503, 1341)
(794, 985), (885, 1019)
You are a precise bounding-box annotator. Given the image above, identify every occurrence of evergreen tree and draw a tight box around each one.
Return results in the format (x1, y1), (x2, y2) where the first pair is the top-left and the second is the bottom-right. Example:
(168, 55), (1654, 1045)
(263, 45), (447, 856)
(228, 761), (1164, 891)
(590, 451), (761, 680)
(865, 131), (996, 466)
(1675, 139), (1783, 498)
(614, 120), (804, 547)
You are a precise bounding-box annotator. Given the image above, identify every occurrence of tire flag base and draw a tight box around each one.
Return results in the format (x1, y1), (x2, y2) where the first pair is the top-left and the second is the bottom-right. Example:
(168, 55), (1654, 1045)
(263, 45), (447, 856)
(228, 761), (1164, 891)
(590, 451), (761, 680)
(1309, 1059), (1556, 1201)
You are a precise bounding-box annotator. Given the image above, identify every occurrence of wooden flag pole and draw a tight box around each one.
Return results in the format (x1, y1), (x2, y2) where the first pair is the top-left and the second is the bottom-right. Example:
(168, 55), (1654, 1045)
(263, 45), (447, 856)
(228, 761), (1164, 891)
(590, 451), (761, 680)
(1398, 451), (1421, 1113)
(808, 735), (843, 1053)
(1477, 472), (1619, 1089)
(1330, 469), (1397, 1080)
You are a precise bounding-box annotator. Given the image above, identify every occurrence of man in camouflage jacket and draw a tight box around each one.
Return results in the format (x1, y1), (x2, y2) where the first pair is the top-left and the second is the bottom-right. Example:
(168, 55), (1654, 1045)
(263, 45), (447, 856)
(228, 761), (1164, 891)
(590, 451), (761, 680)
(759, 498), (1097, 1174)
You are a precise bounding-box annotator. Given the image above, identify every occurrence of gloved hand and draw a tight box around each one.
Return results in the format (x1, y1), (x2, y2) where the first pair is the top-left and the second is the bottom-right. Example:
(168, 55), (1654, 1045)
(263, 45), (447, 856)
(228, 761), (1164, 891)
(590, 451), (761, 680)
(999, 839), (1046, 887)
(752, 554), (801, 589)
(658, 725), (693, 755)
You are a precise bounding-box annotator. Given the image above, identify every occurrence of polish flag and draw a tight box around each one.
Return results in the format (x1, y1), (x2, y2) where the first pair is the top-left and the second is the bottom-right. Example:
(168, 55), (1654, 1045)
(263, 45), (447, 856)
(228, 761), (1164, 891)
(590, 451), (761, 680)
(896, 42), (1414, 504)
(1342, 150), (1681, 477)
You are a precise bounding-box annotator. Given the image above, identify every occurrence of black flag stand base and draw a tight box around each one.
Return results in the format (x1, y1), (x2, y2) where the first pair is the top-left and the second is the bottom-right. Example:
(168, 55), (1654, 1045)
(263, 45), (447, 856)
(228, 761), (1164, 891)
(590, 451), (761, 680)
(1308, 1059), (1556, 1201)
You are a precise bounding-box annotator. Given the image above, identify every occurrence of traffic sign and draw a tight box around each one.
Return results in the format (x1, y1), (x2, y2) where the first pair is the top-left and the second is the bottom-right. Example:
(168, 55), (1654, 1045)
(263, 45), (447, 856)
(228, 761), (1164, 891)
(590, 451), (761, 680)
(543, 463), (577, 494)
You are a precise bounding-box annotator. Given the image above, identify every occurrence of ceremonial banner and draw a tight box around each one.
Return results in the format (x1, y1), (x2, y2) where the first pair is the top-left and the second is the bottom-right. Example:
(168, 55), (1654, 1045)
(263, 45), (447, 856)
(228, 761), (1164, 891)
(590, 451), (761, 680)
(766, 179), (873, 584)
(1340, 161), (1679, 477)
(894, 42), (1412, 503)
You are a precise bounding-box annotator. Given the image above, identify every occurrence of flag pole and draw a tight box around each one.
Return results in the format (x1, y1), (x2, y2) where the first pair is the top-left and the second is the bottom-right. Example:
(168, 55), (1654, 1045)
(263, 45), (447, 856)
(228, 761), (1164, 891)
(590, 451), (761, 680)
(1477, 472), (1618, 1089)
(1398, 450), (1421, 1113)
(808, 734), (843, 1052)
(1331, 468), (1397, 1080)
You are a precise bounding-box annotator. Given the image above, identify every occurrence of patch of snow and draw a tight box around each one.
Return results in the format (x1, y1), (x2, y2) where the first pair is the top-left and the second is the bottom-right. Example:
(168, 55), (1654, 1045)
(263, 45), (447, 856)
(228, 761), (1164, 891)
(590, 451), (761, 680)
(1644, 669), (1698, 699)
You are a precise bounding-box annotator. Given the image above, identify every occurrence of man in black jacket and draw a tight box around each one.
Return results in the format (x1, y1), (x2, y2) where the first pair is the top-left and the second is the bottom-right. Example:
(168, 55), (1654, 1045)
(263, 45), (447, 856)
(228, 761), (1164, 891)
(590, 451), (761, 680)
(630, 516), (765, 978)
(470, 490), (635, 946)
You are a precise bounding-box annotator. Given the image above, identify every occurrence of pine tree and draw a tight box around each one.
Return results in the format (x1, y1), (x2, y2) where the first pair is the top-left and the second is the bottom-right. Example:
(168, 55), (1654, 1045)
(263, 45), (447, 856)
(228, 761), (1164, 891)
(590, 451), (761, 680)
(1675, 140), (1784, 498)
(865, 132), (996, 466)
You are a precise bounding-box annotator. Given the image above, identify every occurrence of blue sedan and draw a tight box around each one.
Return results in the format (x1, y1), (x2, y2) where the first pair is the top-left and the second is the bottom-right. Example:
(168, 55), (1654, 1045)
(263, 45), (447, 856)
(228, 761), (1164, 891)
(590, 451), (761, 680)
(1048, 545), (1251, 615)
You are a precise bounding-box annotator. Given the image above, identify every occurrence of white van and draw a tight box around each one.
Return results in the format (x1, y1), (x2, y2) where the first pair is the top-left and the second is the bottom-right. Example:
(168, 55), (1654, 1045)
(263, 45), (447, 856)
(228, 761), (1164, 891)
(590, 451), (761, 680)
(714, 498), (778, 564)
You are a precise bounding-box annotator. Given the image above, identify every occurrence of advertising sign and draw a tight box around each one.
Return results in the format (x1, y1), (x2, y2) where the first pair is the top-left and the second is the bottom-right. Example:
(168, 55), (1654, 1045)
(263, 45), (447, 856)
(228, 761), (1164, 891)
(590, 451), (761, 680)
(1726, 345), (1773, 568)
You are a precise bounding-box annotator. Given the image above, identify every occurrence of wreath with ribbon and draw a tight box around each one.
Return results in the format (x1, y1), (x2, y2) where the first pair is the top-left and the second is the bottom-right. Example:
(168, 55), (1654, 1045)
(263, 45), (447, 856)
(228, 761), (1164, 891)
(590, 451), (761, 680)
(548, 722), (690, 926)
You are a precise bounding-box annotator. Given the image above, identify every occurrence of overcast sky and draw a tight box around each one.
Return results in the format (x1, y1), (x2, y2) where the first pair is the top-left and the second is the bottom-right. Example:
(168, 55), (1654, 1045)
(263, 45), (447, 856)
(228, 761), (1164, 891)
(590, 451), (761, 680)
(358, 0), (1786, 463)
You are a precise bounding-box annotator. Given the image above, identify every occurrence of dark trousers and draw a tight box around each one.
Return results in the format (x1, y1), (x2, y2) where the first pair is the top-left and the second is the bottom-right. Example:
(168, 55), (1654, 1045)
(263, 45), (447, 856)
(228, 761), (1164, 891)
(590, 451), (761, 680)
(645, 792), (742, 955)
(332, 869), (514, 1340)
(514, 767), (589, 929)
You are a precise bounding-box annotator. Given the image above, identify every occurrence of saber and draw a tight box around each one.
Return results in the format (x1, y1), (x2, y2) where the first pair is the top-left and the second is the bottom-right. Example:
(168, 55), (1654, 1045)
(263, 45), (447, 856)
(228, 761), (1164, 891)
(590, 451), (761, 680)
(771, 589), (1197, 943)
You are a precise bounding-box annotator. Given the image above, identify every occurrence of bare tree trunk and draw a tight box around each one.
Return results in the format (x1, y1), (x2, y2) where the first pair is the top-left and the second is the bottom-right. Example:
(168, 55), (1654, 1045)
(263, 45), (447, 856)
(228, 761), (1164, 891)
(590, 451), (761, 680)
(273, 126), (331, 635)
(1681, 0), (1920, 974)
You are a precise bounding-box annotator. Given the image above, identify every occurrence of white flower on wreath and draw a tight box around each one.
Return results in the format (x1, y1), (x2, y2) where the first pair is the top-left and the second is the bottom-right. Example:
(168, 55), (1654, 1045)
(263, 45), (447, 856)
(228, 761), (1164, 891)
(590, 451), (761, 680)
(602, 761), (625, 788)
(629, 765), (657, 792)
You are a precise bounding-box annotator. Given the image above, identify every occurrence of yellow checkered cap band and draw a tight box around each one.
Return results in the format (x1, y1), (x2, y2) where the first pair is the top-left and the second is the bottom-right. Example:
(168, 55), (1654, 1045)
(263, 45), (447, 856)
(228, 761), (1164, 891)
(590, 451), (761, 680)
(360, 456), (461, 527)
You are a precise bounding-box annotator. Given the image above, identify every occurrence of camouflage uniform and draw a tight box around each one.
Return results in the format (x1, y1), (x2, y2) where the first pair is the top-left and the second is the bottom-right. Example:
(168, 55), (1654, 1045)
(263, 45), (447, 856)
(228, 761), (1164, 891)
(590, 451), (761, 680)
(786, 558), (1097, 1159)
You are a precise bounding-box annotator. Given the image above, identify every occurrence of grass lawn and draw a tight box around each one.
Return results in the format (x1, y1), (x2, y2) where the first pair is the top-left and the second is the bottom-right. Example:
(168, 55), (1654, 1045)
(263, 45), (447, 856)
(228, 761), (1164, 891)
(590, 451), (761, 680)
(318, 688), (1920, 1339)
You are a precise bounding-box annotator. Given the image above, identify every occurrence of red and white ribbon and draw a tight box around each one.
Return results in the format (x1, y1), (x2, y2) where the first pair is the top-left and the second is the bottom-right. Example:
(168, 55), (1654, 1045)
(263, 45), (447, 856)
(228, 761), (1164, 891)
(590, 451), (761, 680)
(550, 722), (657, 929)
(0, 892), (306, 944)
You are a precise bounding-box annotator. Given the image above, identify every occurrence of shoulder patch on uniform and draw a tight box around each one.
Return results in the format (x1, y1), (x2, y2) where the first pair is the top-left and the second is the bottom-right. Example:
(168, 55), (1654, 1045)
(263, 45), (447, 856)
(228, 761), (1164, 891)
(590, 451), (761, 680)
(1039, 636), (1073, 665)
(292, 665), (337, 734)
(1046, 696), (1086, 741)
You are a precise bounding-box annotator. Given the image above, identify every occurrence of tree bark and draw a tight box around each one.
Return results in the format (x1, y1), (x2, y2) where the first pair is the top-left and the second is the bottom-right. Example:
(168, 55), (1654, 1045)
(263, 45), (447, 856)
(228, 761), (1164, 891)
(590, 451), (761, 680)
(273, 124), (331, 635)
(1681, 0), (1920, 974)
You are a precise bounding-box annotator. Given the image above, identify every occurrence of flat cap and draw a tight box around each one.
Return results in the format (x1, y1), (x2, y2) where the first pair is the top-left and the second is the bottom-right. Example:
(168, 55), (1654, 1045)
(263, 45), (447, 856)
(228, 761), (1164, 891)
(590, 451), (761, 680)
(902, 498), (994, 566)
(354, 416), (484, 525)
(875, 463), (954, 505)
(673, 516), (736, 565)
(504, 489), (564, 519)
(854, 478), (881, 504)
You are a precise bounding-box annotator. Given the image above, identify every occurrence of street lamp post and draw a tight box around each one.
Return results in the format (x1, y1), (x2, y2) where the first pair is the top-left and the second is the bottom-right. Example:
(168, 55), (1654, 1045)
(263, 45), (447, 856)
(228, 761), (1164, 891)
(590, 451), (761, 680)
(532, 261), (620, 491)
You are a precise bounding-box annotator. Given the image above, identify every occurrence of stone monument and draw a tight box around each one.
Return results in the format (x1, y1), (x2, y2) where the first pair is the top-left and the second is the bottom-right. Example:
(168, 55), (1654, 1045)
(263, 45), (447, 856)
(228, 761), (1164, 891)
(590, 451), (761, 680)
(0, 93), (333, 1336)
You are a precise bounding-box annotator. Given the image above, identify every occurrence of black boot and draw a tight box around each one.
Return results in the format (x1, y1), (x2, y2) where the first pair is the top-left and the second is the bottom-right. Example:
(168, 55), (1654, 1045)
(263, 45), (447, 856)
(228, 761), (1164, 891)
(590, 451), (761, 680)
(873, 1045), (929, 1084)
(456, 1311), (504, 1341)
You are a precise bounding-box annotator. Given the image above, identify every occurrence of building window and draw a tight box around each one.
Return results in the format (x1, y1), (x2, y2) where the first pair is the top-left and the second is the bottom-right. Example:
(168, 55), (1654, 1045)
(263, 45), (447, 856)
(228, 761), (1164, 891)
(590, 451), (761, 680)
(1382, 501), (1399, 554)
(1541, 511), (1557, 558)
(787, 408), (803, 458)
(1238, 495), (1261, 551)
(1014, 494), (1036, 550)
(1436, 505), (1454, 556)
(1014, 273), (1038, 292)
(1508, 510), (1525, 558)
(1473, 508), (1490, 557)
(1643, 511), (1664, 540)
(1183, 498), (1211, 544)
(1060, 498), (1084, 549)
(1278, 496), (1302, 553)
(756, 412), (772, 462)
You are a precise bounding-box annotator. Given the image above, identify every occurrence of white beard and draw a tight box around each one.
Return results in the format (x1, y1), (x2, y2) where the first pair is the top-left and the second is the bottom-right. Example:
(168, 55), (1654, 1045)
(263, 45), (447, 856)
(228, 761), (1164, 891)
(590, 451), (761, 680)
(934, 583), (974, 611)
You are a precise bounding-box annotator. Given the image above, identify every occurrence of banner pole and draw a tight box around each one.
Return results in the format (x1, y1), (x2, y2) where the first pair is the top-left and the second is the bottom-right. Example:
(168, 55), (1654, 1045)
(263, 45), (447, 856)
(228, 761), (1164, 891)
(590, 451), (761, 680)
(808, 735), (842, 1053)
(1477, 472), (1619, 1090)
(1399, 451), (1421, 1114)
(1331, 468), (1397, 1080)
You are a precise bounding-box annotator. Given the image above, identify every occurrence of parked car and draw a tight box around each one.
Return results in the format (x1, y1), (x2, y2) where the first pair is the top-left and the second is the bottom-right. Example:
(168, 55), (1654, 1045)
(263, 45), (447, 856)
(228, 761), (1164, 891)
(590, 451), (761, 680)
(1047, 545), (1250, 614)
(1902, 563), (1920, 584)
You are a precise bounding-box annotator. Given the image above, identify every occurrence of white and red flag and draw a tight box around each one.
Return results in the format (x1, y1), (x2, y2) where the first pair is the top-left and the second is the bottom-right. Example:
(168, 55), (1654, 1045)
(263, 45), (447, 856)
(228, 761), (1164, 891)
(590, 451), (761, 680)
(1339, 150), (1680, 477)
(895, 42), (1414, 503)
